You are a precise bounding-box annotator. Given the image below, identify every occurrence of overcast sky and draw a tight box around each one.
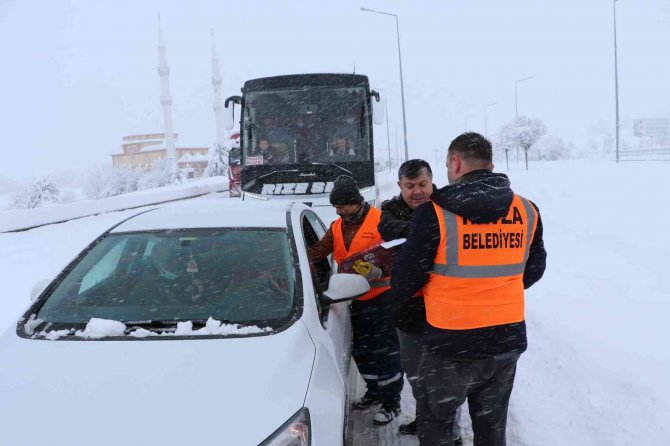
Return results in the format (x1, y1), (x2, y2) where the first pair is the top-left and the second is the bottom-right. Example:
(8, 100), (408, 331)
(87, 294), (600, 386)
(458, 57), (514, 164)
(1, 0), (669, 181)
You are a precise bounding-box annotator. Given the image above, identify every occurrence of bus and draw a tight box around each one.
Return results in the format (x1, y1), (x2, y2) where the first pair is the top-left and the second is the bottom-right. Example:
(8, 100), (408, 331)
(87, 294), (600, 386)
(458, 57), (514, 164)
(224, 73), (385, 219)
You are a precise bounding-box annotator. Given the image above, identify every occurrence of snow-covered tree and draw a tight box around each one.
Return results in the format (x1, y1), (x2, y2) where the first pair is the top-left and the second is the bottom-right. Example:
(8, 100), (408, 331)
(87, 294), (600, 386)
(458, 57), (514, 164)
(204, 142), (229, 177)
(84, 164), (140, 199)
(499, 116), (546, 170)
(10, 177), (60, 209)
(108, 165), (141, 196)
(138, 158), (185, 190)
(205, 131), (239, 178)
(535, 135), (571, 161)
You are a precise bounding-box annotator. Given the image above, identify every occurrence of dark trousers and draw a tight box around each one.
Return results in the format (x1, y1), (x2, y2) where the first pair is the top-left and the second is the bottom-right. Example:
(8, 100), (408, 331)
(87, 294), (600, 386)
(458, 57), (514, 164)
(398, 328), (462, 438)
(416, 349), (521, 446)
(351, 293), (404, 406)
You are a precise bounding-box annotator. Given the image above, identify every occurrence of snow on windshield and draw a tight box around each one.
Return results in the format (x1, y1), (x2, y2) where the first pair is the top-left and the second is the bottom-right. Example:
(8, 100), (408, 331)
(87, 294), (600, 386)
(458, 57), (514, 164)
(34, 317), (271, 340)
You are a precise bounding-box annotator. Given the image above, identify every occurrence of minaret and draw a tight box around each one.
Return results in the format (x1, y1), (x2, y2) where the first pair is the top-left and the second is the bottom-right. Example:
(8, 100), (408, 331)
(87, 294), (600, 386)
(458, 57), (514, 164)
(157, 13), (176, 165)
(211, 30), (225, 148)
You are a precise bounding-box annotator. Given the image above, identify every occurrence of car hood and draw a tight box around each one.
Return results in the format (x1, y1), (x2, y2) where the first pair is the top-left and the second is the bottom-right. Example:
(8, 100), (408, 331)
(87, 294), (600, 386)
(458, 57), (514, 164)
(0, 321), (315, 446)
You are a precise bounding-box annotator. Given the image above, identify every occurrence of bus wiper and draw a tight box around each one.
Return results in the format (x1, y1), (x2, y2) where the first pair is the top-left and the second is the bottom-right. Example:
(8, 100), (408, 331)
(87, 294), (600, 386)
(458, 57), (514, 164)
(310, 162), (353, 175)
(256, 169), (300, 180)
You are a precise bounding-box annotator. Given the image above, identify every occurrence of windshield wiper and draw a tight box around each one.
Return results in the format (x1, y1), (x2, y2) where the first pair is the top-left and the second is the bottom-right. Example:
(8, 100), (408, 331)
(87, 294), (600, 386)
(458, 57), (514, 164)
(123, 318), (239, 334)
(123, 319), (181, 333)
(310, 162), (353, 175)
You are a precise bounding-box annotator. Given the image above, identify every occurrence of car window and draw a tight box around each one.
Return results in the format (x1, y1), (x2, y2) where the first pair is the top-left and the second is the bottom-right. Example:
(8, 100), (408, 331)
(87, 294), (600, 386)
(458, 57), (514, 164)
(35, 228), (296, 332)
(305, 211), (326, 237)
(302, 213), (332, 321)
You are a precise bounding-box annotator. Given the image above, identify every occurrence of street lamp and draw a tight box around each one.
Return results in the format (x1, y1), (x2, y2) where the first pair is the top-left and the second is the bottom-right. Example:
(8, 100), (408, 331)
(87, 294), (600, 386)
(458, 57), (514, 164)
(514, 76), (533, 118)
(360, 7), (409, 161)
(514, 76), (533, 162)
(484, 102), (498, 137)
(377, 88), (393, 170)
(464, 114), (476, 131)
(613, 0), (620, 163)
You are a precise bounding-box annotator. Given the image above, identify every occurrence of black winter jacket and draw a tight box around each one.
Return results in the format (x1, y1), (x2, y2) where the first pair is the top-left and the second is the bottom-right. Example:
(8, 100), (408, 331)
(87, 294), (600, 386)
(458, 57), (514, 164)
(391, 170), (547, 359)
(379, 195), (427, 333)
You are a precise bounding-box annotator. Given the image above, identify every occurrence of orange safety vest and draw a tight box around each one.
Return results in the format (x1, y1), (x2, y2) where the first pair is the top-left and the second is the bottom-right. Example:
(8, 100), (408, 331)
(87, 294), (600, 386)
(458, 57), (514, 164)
(333, 207), (391, 301)
(423, 194), (538, 330)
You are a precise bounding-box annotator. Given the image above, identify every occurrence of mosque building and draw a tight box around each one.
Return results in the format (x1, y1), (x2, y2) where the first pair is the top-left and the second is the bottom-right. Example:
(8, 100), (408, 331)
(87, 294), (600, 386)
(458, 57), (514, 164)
(111, 19), (225, 179)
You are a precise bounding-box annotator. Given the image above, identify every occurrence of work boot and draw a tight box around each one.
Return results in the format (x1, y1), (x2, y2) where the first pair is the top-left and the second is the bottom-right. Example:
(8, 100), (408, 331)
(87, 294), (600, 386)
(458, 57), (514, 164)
(352, 392), (381, 410)
(373, 403), (400, 425)
(398, 419), (416, 435)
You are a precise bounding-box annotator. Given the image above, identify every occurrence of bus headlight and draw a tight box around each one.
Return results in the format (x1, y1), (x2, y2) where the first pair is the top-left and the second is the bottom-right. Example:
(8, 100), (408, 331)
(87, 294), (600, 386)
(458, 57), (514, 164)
(243, 192), (270, 201)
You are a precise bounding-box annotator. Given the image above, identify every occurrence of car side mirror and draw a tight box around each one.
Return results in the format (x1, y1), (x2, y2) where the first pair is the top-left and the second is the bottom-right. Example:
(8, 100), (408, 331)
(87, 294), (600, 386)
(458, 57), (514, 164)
(30, 278), (52, 301)
(321, 273), (370, 304)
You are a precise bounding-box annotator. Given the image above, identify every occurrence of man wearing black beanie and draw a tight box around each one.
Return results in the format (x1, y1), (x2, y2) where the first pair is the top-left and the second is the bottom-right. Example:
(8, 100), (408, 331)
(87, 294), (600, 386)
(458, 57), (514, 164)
(308, 175), (404, 426)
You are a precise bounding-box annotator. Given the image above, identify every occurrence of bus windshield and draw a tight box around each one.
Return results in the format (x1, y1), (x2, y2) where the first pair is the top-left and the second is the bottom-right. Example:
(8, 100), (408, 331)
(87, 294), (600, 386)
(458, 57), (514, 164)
(242, 86), (371, 166)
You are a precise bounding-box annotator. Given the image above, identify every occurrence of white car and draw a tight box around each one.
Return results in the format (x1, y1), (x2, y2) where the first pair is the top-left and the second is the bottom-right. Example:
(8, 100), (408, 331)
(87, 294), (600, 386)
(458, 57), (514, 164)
(0, 201), (368, 446)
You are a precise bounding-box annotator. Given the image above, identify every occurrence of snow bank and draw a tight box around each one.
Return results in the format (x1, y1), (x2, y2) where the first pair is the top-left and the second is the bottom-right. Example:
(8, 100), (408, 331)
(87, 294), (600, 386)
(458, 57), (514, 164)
(0, 176), (228, 232)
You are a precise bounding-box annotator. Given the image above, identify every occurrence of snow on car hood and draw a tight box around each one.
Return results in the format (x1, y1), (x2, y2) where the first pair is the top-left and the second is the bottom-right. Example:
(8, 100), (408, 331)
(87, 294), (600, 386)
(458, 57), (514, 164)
(0, 321), (315, 446)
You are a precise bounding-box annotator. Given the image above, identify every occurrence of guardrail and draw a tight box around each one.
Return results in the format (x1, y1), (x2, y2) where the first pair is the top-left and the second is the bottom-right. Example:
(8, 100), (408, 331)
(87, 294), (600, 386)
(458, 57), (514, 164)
(620, 147), (670, 161)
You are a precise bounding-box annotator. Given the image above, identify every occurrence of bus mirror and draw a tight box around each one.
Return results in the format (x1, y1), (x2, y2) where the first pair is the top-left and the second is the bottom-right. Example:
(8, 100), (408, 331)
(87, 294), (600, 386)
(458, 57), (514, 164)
(223, 103), (235, 130)
(372, 94), (385, 125)
(224, 96), (241, 131)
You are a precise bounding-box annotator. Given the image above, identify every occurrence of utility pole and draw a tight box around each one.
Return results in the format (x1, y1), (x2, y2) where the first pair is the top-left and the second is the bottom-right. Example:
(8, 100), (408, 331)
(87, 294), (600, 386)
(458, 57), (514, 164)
(484, 102), (497, 138)
(360, 7), (409, 160)
(613, 0), (621, 163)
(395, 125), (400, 163)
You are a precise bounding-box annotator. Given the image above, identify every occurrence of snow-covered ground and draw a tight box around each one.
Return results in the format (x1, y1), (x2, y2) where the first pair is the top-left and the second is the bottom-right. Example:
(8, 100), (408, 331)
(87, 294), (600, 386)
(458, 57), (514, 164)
(1, 175), (228, 232)
(0, 159), (668, 445)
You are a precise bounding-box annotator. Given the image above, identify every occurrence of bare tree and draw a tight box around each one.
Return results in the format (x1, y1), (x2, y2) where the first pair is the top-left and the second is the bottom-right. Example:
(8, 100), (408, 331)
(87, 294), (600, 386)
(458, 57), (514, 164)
(499, 116), (547, 170)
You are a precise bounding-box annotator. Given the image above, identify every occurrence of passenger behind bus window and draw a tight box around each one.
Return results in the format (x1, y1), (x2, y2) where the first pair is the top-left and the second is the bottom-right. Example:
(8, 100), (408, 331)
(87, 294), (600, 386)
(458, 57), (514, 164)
(251, 136), (288, 165)
(331, 109), (361, 153)
(262, 116), (294, 148)
(328, 136), (357, 161)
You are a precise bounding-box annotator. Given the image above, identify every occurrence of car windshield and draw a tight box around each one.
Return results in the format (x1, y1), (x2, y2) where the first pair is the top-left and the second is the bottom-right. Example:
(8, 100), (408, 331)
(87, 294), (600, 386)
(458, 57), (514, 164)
(242, 86), (371, 165)
(34, 228), (296, 331)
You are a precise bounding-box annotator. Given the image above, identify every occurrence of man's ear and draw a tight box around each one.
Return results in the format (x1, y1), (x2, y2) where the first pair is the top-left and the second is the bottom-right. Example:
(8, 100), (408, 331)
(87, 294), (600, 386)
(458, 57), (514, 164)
(396, 180), (401, 188)
(452, 154), (462, 174)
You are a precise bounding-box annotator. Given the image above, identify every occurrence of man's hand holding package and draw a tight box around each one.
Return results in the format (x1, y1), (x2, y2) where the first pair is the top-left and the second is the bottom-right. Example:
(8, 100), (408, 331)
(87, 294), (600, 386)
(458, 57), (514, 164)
(352, 260), (383, 280)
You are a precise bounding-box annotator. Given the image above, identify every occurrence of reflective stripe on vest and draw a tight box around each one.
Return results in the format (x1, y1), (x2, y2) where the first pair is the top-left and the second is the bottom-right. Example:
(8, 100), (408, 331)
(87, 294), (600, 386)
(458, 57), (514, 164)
(333, 207), (390, 300)
(431, 197), (537, 278)
(424, 194), (538, 329)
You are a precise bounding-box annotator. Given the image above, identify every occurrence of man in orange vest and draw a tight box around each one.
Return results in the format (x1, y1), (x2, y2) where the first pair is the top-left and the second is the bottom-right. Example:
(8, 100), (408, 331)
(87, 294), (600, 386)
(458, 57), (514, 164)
(308, 175), (404, 425)
(391, 133), (546, 445)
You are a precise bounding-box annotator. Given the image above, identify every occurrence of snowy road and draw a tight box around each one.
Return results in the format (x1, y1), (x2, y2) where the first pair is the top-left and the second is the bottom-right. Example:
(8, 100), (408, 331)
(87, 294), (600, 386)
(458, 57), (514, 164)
(2, 161), (669, 445)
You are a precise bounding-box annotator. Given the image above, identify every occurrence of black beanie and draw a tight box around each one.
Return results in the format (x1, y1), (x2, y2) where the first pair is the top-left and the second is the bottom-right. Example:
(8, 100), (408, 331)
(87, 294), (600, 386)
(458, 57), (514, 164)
(329, 175), (364, 205)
